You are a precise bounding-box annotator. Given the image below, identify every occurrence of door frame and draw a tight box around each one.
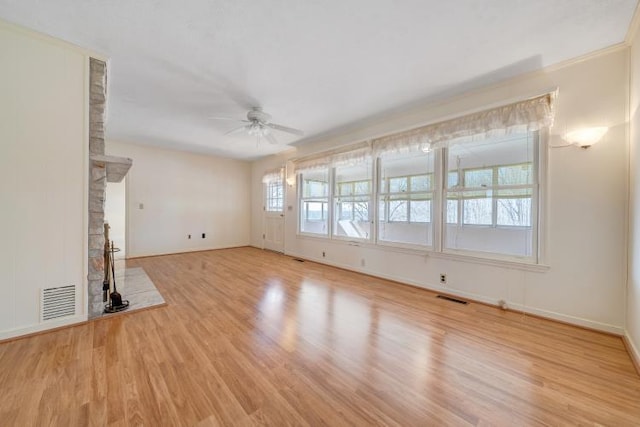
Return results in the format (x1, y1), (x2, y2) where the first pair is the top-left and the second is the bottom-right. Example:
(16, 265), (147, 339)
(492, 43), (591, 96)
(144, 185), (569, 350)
(262, 168), (286, 253)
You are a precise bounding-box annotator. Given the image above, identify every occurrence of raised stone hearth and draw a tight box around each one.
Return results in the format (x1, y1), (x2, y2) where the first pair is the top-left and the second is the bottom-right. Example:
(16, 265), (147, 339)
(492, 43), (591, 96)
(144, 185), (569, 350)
(91, 267), (166, 318)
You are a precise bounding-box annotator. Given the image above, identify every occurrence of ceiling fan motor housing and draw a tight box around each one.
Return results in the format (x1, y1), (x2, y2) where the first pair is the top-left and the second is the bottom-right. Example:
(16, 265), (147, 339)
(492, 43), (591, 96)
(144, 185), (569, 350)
(247, 108), (271, 123)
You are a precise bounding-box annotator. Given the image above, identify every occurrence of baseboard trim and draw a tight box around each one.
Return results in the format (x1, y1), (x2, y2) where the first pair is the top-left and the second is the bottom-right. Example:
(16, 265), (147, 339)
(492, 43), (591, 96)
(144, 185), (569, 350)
(0, 314), (87, 343)
(504, 303), (624, 336)
(284, 250), (624, 336)
(623, 332), (640, 377)
(127, 245), (251, 259)
(0, 302), (169, 343)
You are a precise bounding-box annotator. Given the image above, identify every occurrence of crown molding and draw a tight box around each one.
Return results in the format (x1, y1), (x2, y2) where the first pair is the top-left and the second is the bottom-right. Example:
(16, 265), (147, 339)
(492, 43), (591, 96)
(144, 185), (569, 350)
(626, 1), (640, 45)
(0, 17), (108, 61)
(543, 43), (628, 73)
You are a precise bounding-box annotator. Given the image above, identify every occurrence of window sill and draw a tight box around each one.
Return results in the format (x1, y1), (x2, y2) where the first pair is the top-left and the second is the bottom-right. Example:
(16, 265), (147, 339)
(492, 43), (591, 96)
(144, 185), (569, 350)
(332, 235), (371, 244)
(295, 234), (549, 272)
(376, 240), (433, 252)
(431, 250), (549, 272)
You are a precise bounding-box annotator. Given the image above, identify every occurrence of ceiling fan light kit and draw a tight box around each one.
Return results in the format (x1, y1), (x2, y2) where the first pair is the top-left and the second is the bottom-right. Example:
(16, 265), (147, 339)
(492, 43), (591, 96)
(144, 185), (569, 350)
(215, 107), (304, 145)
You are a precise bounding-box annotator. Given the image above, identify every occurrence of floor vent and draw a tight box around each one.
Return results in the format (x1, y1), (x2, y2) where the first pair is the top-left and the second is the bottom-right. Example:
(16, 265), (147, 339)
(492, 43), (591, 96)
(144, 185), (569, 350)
(293, 258), (305, 262)
(436, 295), (469, 305)
(41, 285), (76, 321)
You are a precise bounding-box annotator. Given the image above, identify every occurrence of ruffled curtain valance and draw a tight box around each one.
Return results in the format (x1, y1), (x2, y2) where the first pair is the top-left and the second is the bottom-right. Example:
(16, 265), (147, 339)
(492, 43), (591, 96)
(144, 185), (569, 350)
(372, 92), (556, 155)
(294, 142), (371, 171)
(293, 92), (556, 170)
(262, 167), (284, 184)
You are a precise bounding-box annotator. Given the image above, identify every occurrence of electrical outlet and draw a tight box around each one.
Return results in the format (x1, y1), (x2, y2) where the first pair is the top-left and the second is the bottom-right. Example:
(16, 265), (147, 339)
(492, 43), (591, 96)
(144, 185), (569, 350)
(322, 251), (326, 258)
(440, 273), (447, 284)
(202, 233), (206, 239)
(188, 234), (191, 239)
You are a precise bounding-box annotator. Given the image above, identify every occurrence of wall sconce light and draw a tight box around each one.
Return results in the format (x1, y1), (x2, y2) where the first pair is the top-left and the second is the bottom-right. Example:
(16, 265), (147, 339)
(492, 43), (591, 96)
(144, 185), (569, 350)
(564, 127), (608, 149)
(286, 176), (296, 187)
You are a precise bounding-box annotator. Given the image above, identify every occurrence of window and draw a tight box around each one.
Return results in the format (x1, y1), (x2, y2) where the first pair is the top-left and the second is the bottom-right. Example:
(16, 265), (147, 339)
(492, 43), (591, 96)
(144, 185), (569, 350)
(299, 169), (329, 235)
(378, 152), (434, 247)
(265, 178), (284, 212)
(295, 132), (539, 260)
(444, 133), (536, 258)
(333, 162), (372, 240)
(496, 164), (533, 227)
(293, 92), (552, 263)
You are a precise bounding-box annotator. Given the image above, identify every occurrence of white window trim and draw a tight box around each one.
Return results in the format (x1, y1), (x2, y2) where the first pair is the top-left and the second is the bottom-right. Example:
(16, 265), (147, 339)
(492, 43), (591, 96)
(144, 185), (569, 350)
(536, 127), (549, 265)
(445, 167), (534, 228)
(440, 133), (540, 263)
(332, 164), (373, 242)
(375, 155), (435, 250)
(427, 248), (550, 272)
(375, 238), (432, 252)
(379, 173), (433, 224)
(295, 232), (550, 272)
(298, 173), (330, 237)
(295, 130), (547, 266)
(293, 93), (554, 267)
(264, 178), (285, 213)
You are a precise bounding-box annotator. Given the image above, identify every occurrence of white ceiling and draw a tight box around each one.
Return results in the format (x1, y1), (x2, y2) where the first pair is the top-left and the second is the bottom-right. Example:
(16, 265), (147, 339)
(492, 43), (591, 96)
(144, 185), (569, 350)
(0, 0), (637, 160)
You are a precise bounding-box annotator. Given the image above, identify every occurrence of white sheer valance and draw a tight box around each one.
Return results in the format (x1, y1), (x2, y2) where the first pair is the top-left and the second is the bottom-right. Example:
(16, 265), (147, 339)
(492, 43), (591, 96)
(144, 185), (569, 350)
(372, 92), (556, 155)
(294, 142), (371, 171)
(293, 92), (555, 171)
(262, 167), (284, 184)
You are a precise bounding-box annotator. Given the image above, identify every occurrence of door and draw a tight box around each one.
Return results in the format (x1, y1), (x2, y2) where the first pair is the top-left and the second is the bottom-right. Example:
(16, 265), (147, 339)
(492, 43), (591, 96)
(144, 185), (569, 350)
(263, 175), (285, 253)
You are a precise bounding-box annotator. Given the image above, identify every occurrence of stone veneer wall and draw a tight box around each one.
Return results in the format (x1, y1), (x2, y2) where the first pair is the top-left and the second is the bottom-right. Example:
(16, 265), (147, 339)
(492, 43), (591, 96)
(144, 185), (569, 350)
(88, 58), (107, 318)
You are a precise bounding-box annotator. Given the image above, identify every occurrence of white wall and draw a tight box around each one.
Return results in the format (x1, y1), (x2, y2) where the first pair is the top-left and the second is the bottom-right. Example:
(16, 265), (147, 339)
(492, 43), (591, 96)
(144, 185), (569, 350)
(628, 25), (640, 365)
(0, 21), (89, 338)
(251, 47), (629, 334)
(107, 141), (251, 257)
(105, 180), (126, 259)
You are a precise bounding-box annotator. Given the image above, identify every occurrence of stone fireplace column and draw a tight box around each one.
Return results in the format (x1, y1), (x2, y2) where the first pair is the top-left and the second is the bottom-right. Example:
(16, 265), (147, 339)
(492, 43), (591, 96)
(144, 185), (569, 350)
(87, 59), (133, 318)
(88, 58), (107, 318)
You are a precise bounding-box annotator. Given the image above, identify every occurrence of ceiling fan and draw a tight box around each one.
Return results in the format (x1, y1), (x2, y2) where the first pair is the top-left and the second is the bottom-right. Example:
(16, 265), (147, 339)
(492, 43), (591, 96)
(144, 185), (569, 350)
(212, 107), (304, 145)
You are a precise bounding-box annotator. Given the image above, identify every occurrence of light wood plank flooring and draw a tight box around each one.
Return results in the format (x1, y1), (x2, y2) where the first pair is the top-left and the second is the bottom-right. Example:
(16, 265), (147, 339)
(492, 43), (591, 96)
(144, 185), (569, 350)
(1, 247), (639, 426)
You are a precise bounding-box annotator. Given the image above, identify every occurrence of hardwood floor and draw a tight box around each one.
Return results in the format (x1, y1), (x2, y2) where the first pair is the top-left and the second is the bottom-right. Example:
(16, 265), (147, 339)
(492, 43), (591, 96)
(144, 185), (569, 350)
(1, 247), (639, 426)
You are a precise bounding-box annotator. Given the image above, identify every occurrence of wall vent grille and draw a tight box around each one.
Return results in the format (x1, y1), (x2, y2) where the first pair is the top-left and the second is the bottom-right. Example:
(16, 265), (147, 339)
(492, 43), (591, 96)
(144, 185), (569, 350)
(41, 285), (76, 321)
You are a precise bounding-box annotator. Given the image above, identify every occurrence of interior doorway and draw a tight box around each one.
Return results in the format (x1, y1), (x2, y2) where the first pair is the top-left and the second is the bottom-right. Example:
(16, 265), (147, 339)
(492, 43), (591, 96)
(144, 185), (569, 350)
(105, 178), (127, 259)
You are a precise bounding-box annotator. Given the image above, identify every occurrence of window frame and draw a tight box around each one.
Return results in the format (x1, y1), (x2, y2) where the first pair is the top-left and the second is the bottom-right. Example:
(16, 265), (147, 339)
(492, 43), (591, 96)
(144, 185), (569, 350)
(375, 152), (437, 251)
(446, 162), (535, 228)
(295, 129), (546, 266)
(303, 200), (328, 222)
(379, 173), (433, 224)
(442, 132), (540, 262)
(298, 172), (331, 237)
(332, 164), (373, 242)
(264, 176), (284, 213)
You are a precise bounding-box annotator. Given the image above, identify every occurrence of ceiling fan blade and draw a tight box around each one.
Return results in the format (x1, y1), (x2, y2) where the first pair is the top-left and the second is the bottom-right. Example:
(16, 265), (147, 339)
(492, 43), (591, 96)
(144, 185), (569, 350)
(210, 117), (250, 123)
(224, 124), (251, 136)
(266, 123), (304, 136)
(265, 132), (279, 145)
